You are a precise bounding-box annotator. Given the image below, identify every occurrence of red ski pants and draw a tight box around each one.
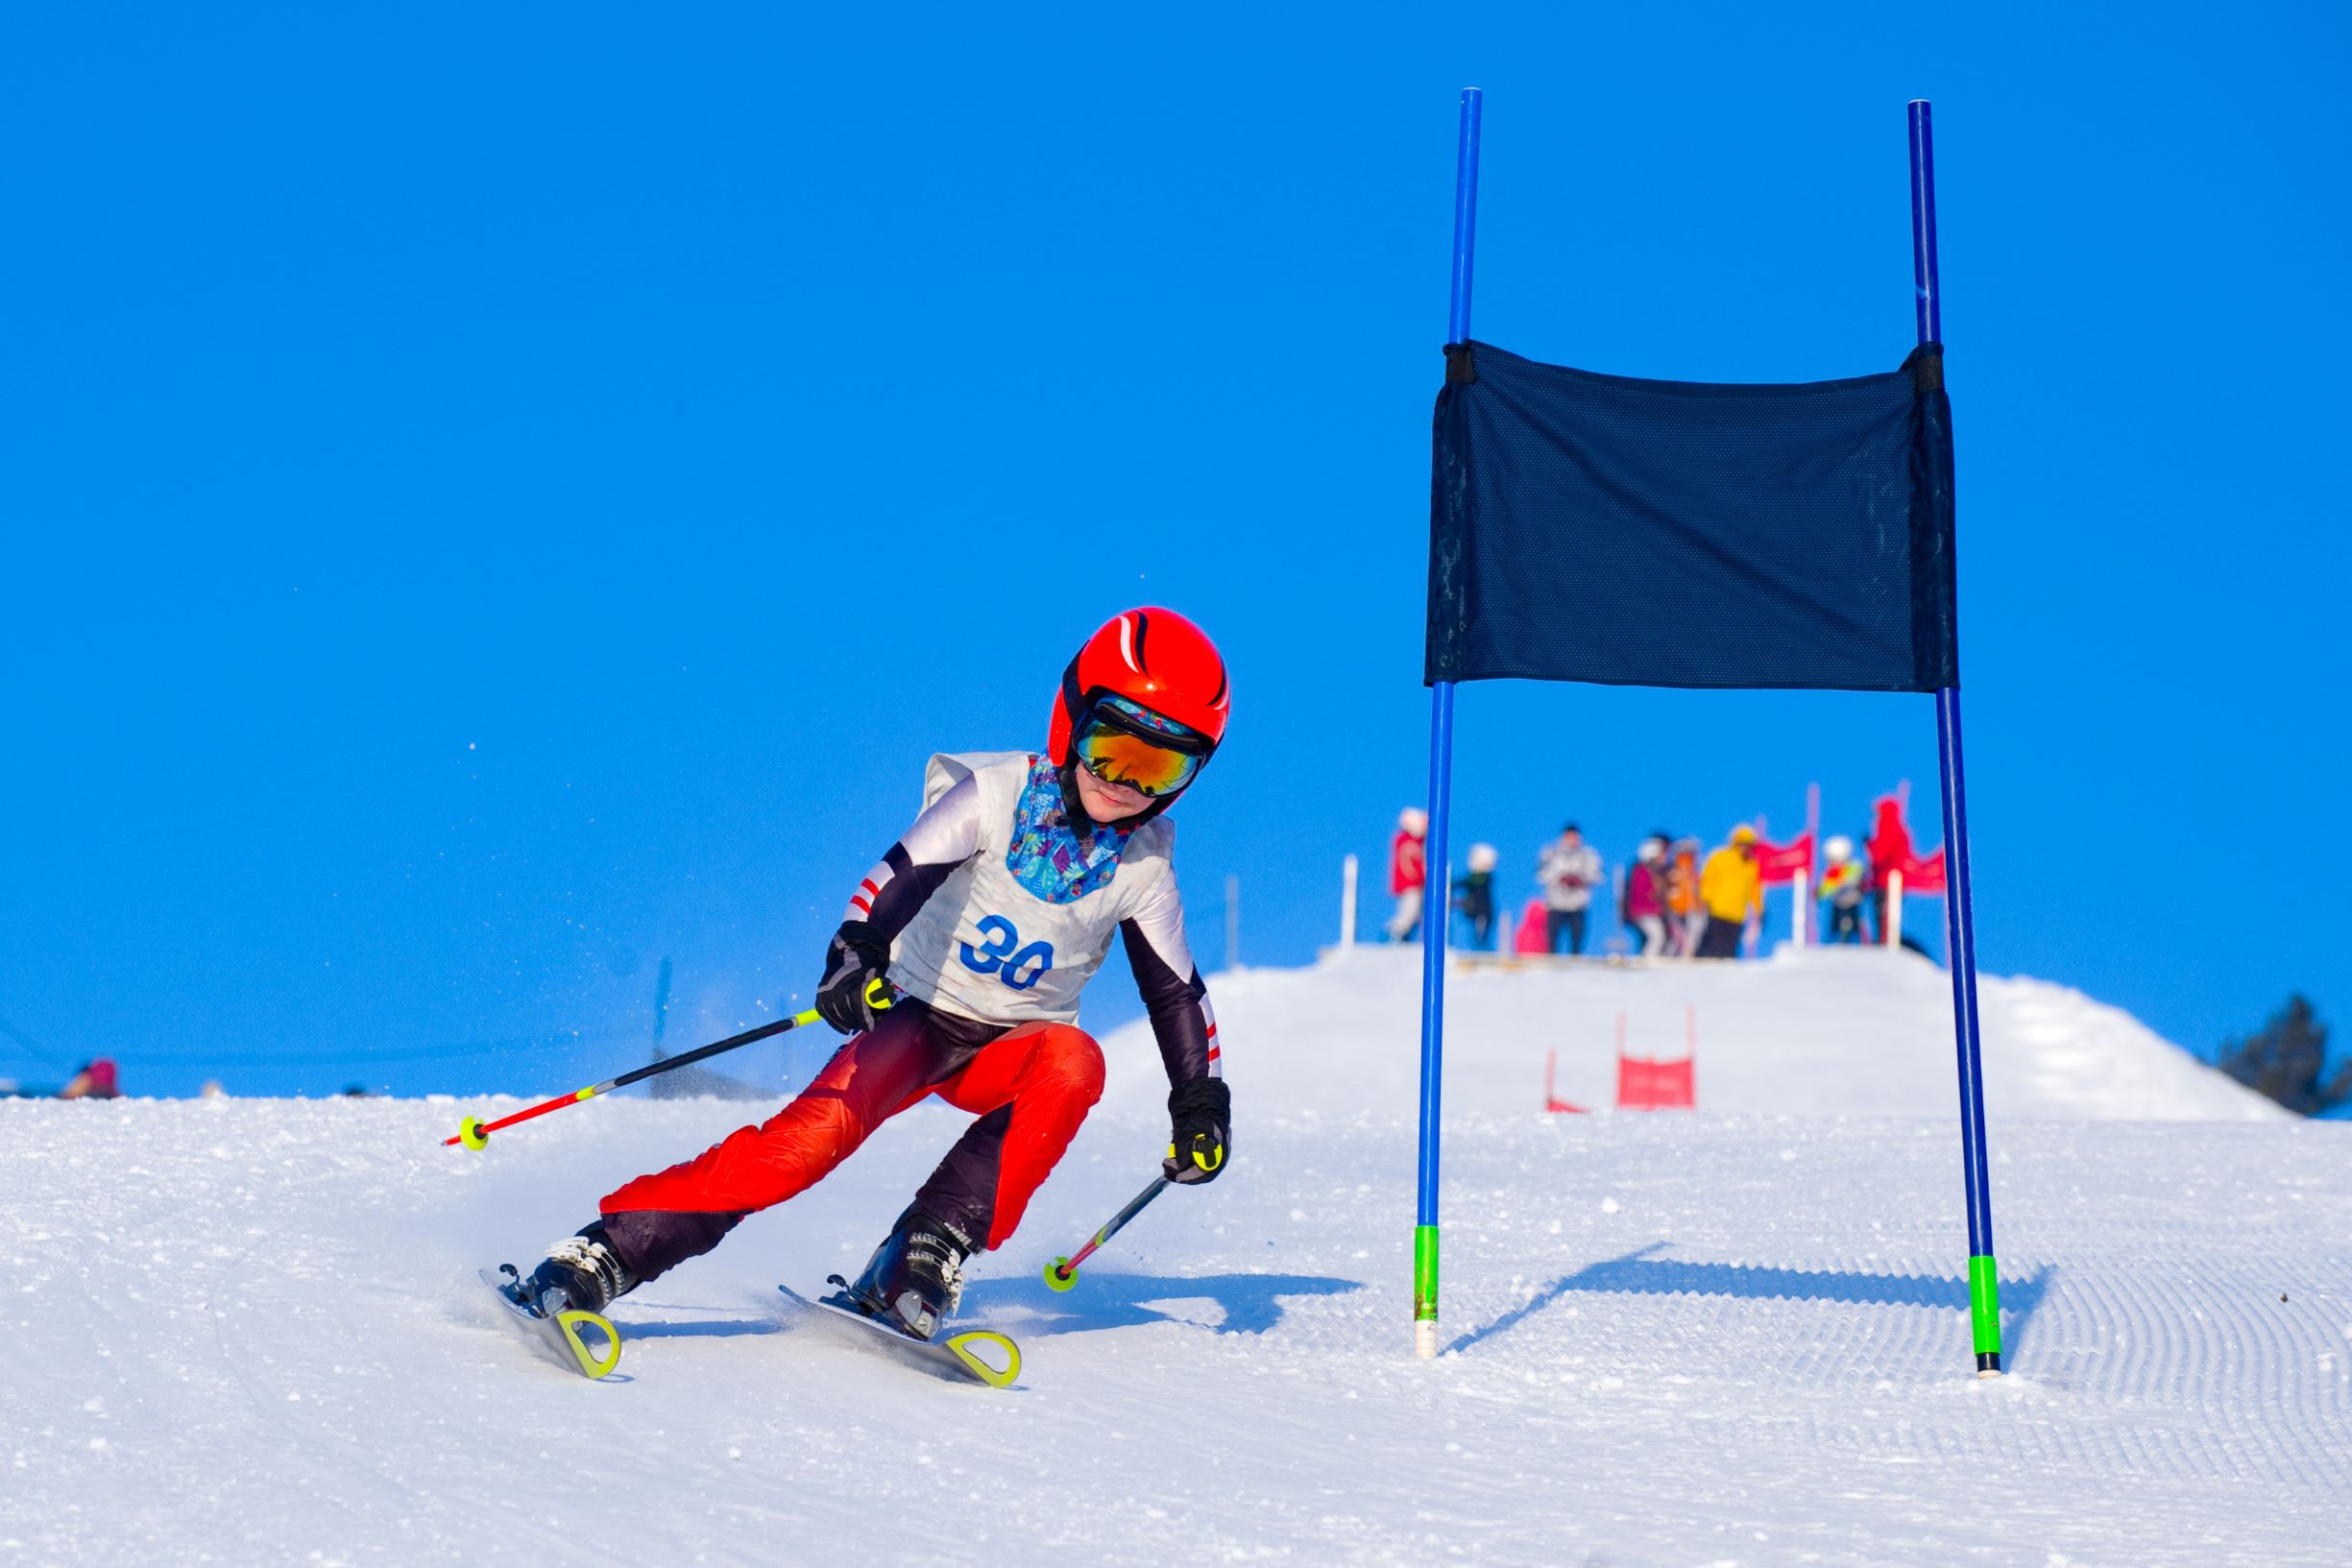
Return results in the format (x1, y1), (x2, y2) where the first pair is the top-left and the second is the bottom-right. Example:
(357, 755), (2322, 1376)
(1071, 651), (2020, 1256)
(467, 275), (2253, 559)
(599, 1001), (1104, 1259)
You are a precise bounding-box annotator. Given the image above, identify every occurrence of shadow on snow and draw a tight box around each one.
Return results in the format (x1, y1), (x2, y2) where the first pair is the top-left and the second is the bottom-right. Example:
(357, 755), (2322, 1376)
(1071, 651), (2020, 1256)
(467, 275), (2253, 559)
(1445, 1241), (2054, 1361)
(960, 1268), (1364, 1338)
(621, 1315), (783, 1341)
(618, 1269), (1365, 1342)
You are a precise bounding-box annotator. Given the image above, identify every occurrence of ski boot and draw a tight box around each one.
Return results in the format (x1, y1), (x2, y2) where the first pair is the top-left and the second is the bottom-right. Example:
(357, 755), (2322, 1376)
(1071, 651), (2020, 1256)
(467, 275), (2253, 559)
(833, 1204), (973, 1341)
(522, 1222), (639, 1317)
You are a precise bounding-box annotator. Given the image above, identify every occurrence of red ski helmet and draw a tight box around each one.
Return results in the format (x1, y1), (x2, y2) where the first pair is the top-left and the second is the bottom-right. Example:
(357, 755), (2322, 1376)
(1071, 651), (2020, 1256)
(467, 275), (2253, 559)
(1049, 608), (1229, 772)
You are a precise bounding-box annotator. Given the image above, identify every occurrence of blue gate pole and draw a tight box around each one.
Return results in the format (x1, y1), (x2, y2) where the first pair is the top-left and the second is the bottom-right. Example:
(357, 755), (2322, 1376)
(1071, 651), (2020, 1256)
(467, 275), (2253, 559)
(1416, 85), (1481, 1360)
(1910, 99), (2002, 1377)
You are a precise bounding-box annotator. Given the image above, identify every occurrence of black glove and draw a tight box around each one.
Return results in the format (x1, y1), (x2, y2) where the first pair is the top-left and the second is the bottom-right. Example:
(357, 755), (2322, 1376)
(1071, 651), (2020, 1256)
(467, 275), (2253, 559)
(814, 921), (892, 1035)
(1164, 1077), (1231, 1185)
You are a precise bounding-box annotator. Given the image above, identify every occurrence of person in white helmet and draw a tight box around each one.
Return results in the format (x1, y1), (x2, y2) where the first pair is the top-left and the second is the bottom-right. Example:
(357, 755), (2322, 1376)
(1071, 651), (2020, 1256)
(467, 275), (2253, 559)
(1623, 835), (1669, 956)
(1818, 833), (1867, 943)
(1453, 841), (1499, 949)
(1386, 807), (1428, 942)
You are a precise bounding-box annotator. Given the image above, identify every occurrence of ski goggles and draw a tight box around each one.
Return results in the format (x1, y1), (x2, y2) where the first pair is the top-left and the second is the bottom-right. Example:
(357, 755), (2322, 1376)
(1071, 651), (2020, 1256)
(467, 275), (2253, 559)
(1072, 699), (1212, 799)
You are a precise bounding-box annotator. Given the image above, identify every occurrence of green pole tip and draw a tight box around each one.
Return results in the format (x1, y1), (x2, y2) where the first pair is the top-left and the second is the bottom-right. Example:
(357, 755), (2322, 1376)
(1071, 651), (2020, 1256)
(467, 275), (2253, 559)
(1413, 1225), (1441, 1320)
(1967, 1254), (2003, 1358)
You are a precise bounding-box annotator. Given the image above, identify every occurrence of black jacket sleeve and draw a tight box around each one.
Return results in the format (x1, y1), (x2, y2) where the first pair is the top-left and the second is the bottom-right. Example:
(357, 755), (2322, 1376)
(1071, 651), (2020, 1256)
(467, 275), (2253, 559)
(1117, 865), (1221, 1086)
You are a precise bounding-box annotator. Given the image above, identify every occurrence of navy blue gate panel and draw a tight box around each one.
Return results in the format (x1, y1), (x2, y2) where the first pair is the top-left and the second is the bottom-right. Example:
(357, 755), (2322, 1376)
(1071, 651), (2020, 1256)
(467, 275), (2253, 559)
(1426, 340), (1957, 692)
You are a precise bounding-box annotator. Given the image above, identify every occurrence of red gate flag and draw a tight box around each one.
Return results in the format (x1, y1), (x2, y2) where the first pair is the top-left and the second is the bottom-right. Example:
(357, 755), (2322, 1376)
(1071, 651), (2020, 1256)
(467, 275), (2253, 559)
(1755, 832), (1814, 885)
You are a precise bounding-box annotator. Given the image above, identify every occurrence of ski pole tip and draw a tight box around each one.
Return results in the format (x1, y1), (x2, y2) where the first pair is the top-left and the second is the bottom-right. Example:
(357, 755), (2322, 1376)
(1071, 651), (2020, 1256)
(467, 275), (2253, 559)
(458, 1116), (489, 1151)
(1043, 1257), (1078, 1292)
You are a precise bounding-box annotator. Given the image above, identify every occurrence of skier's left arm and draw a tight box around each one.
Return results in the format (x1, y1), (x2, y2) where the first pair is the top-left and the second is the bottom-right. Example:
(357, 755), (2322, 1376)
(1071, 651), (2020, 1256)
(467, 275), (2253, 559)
(1118, 866), (1229, 1186)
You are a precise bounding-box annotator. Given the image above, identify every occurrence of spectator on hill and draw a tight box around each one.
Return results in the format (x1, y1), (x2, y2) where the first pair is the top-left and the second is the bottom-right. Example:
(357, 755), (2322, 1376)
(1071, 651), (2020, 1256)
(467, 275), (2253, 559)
(1453, 842), (1498, 950)
(1865, 798), (1913, 945)
(1696, 827), (1762, 958)
(1623, 835), (1669, 956)
(59, 1058), (120, 1099)
(1538, 823), (1603, 955)
(1513, 897), (1549, 955)
(1818, 834), (1867, 943)
(1386, 807), (1428, 943)
(1664, 836), (1702, 955)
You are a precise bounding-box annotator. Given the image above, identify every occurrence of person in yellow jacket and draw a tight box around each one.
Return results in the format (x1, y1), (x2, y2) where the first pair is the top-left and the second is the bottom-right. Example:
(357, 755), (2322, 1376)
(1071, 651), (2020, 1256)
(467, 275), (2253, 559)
(1695, 826), (1761, 959)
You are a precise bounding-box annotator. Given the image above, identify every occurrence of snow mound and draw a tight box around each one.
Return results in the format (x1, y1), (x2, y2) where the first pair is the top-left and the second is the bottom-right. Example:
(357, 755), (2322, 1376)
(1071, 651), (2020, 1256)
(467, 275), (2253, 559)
(1098, 944), (2278, 1123)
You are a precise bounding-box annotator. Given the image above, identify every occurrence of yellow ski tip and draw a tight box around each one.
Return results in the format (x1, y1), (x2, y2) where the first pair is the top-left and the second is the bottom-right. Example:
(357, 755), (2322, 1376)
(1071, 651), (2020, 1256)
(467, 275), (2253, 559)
(944, 1329), (1020, 1388)
(555, 1309), (622, 1379)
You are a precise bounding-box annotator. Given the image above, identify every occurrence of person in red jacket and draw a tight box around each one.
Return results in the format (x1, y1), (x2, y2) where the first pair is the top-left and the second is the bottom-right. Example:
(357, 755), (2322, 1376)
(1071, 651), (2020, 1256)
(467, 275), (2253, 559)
(59, 1059), (119, 1099)
(1866, 797), (1913, 946)
(1385, 807), (1428, 942)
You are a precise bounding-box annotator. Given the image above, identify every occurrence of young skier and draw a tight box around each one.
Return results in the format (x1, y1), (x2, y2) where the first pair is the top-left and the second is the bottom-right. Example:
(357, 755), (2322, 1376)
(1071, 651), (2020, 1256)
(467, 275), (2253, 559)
(515, 608), (1233, 1341)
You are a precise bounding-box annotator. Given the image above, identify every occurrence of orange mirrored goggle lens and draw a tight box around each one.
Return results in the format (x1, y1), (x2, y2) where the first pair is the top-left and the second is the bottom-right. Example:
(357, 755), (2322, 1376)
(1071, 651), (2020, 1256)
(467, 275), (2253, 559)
(1075, 726), (1203, 798)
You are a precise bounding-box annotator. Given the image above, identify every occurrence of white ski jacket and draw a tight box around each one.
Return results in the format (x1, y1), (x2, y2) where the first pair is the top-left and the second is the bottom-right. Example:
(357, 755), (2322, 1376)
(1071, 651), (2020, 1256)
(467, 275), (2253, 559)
(840, 752), (1221, 1085)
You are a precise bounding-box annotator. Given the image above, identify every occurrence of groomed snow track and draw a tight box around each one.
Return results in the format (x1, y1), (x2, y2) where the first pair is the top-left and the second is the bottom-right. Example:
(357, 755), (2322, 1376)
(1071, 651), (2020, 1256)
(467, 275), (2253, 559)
(6, 1097), (2347, 1566)
(4, 953), (2342, 1565)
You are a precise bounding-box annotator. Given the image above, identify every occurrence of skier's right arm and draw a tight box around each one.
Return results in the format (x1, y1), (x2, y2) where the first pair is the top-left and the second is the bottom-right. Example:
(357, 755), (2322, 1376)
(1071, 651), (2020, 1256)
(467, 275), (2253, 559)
(814, 775), (986, 1033)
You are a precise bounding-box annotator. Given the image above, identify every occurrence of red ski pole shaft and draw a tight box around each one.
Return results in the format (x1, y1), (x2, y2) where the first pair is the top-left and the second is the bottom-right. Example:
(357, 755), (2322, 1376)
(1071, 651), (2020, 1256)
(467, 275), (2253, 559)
(443, 982), (889, 1151)
(1042, 1174), (1171, 1291)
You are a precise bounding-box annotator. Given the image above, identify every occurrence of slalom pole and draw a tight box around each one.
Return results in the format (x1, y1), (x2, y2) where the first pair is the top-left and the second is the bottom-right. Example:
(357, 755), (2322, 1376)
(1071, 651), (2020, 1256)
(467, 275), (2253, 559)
(1910, 99), (2002, 1377)
(1415, 84), (1483, 1361)
(442, 980), (891, 1150)
(1041, 1174), (1172, 1291)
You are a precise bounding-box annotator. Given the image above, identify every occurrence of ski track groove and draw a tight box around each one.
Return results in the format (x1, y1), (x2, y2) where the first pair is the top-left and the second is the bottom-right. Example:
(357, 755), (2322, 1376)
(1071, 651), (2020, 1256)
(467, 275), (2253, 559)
(2007, 1242), (2352, 1494)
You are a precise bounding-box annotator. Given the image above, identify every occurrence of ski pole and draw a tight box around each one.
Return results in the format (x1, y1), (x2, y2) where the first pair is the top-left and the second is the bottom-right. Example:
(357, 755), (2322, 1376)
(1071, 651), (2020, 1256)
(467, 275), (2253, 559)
(1043, 1173), (1171, 1291)
(443, 979), (892, 1150)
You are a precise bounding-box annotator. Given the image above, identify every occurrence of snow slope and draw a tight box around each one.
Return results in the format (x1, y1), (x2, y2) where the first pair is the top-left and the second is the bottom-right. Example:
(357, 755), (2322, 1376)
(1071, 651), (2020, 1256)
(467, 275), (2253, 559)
(1107, 943), (2281, 1123)
(5, 954), (2343, 1568)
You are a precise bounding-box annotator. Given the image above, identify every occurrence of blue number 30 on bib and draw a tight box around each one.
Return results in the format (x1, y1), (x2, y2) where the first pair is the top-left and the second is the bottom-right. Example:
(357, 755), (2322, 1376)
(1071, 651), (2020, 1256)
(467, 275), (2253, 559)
(960, 915), (1054, 991)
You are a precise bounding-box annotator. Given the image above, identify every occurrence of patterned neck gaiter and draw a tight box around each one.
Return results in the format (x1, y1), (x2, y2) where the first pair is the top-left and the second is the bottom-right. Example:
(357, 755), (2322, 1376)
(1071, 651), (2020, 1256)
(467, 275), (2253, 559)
(1006, 755), (1132, 905)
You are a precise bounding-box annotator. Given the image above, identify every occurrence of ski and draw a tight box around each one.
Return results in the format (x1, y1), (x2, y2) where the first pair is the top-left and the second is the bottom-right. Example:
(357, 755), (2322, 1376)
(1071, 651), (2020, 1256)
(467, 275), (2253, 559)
(480, 1265), (622, 1380)
(777, 1283), (1021, 1389)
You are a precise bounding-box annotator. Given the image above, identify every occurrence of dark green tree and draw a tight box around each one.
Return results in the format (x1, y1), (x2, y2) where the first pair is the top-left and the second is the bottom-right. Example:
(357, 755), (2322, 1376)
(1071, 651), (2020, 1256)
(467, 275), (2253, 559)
(2218, 996), (2347, 1118)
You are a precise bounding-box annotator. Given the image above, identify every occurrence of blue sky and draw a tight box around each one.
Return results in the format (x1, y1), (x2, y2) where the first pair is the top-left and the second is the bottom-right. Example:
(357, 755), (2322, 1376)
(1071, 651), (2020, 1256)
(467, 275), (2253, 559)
(3, 6), (2342, 1099)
